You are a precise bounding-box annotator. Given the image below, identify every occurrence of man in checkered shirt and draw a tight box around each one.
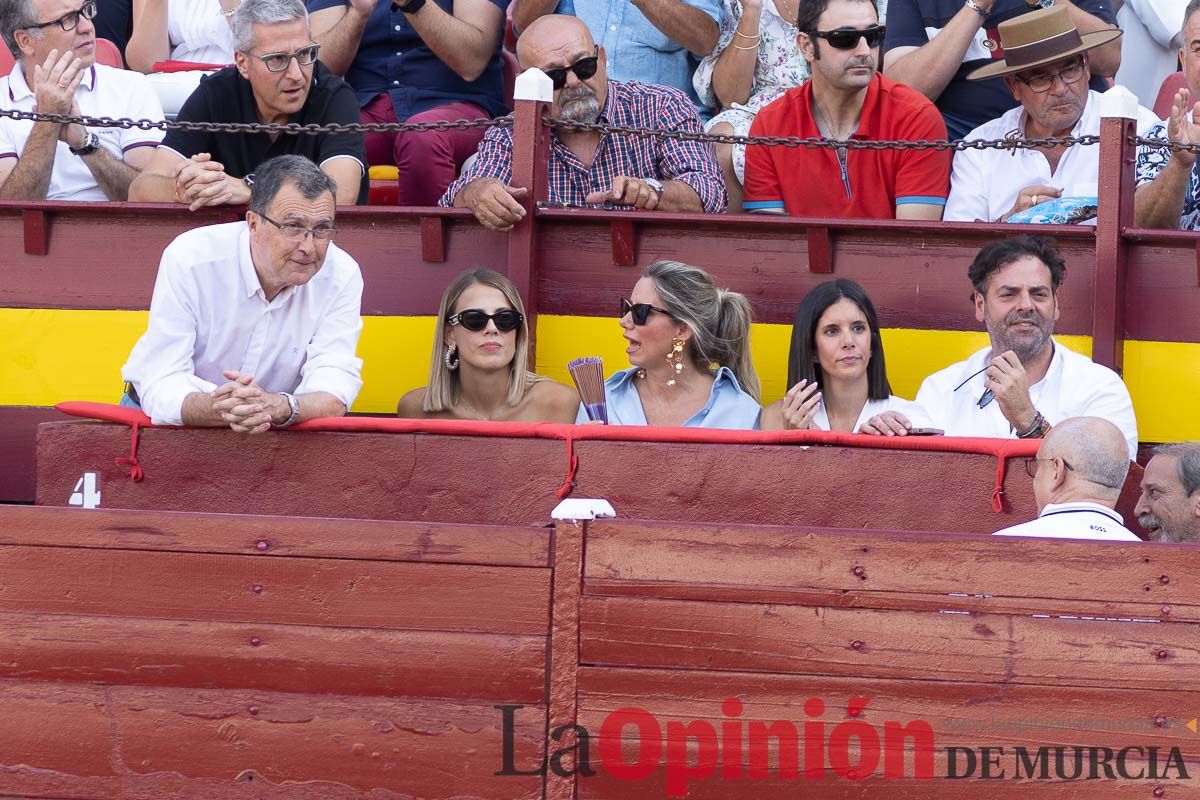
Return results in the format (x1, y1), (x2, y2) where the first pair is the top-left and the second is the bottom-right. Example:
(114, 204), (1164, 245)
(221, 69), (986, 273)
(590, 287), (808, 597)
(440, 14), (727, 230)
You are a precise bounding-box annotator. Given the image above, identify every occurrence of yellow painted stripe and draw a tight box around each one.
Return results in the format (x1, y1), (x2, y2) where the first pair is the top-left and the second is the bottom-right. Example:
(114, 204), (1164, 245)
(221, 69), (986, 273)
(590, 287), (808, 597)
(2, 309), (1197, 440)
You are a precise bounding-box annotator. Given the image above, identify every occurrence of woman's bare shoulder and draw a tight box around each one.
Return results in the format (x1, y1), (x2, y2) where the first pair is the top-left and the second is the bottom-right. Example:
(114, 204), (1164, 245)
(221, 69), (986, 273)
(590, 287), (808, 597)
(396, 387), (429, 418)
(526, 378), (580, 423)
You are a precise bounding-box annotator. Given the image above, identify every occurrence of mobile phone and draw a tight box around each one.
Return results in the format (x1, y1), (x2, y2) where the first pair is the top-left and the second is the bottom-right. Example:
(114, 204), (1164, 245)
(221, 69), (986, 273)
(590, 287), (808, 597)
(906, 428), (945, 436)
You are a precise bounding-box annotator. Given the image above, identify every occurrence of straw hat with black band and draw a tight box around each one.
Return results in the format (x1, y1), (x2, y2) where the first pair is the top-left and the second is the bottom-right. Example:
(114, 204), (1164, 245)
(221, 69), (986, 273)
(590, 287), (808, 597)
(965, 4), (1122, 82)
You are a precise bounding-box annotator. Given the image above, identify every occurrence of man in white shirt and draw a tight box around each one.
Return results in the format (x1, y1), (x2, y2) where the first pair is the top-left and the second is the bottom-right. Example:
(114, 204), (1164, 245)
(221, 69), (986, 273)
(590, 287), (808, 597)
(915, 235), (1138, 459)
(0, 0), (164, 200)
(944, 5), (1159, 224)
(1135, 442), (1200, 543)
(994, 417), (1139, 541)
(122, 154), (364, 432)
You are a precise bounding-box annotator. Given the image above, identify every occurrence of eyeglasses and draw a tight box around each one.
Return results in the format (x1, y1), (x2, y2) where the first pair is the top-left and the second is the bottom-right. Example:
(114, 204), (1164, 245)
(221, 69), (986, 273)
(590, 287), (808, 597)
(448, 309), (524, 332)
(808, 24), (886, 50)
(621, 297), (671, 326)
(258, 212), (337, 241)
(28, 0), (96, 31)
(254, 43), (321, 73)
(544, 46), (600, 91)
(1016, 60), (1085, 93)
(1024, 457), (1074, 479)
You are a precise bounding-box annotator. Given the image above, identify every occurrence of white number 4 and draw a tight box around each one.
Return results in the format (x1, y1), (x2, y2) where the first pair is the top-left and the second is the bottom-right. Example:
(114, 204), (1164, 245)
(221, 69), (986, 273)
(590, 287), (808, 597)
(69, 472), (101, 509)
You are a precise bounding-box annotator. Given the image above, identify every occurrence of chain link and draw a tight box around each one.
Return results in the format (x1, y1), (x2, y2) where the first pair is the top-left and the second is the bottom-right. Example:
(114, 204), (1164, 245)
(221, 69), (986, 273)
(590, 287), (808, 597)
(1134, 136), (1200, 155)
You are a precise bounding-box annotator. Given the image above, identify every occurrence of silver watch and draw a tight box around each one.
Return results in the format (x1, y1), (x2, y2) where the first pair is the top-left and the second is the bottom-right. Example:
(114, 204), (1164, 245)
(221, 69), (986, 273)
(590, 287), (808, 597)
(275, 391), (301, 428)
(644, 177), (665, 196)
(69, 131), (100, 156)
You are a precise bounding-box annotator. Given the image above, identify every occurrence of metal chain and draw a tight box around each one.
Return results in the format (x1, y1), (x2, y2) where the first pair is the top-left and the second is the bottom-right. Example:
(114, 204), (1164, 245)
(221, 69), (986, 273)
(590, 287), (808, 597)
(1133, 136), (1200, 155)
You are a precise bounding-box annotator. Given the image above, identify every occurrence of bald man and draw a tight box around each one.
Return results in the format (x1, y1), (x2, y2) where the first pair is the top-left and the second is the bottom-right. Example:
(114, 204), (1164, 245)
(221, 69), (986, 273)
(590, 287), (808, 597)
(994, 417), (1139, 541)
(439, 14), (726, 229)
(1136, 443), (1200, 543)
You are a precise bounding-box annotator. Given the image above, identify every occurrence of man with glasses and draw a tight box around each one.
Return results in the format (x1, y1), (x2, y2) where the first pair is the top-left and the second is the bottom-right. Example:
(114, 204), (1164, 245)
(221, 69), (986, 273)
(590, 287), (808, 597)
(0, 0), (164, 200)
(914, 235), (1138, 459)
(122, 155), (364, 432)
(129, 0), (366, 207)
(742, 0), (950, 219)
(993, 417), (1139, 541)
(944, 6), (1158, 223)
(441, 14), (725, 230)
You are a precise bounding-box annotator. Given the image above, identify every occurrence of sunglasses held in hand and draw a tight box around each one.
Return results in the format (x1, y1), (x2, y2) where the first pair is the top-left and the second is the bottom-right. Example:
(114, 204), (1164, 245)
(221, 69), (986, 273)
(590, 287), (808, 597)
(448, 309), (524, 332)
(809, 24), (887, 50)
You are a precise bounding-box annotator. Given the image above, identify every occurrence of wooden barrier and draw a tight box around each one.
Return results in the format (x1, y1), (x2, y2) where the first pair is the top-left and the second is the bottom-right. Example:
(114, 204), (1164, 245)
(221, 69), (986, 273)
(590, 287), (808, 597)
(0, 505), (550, 799)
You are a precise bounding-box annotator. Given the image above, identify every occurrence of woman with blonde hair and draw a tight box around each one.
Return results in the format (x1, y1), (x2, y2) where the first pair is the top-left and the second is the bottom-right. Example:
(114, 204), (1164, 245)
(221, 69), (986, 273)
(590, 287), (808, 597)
(582, 260), (762, 429)
(398, 269), (578, 422)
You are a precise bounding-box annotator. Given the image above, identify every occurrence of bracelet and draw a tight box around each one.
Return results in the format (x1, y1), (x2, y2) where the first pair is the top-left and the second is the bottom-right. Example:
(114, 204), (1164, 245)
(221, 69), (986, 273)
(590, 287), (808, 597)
(731, 39), (761, 49)
(964, 0), (988, 17)
(1017, 411), (1045, 439)
(733, 28), (761, 39)
(219, 2), (240, 18)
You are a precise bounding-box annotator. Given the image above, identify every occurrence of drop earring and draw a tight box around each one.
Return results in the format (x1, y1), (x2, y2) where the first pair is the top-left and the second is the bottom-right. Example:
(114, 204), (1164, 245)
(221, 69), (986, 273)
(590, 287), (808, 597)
(444, 343), (459, 371)
(666, 337), (684, 387)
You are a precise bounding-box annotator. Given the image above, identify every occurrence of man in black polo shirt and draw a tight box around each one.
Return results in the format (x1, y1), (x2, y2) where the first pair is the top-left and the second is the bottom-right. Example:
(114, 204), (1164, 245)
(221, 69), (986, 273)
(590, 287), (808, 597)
(130, 0), (366, 207)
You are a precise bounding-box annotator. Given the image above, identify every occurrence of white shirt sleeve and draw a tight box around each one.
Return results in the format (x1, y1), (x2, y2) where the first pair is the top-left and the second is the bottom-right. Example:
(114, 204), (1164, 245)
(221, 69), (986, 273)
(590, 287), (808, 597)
(0, 117), (18, 159)
(1058, 368), (1140, 460)
(944, 147), (990, 222)
(1123, 0), (1187, 48)
(292, 265), (364, 410)
(913, 374), (947, 431)
(121, 249), (217, 425)
(119, 72), (167, 151)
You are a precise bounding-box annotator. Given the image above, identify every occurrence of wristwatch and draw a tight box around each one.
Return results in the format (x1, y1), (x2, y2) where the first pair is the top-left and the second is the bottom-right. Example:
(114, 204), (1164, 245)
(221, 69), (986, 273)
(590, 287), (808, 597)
(644, 177), (665, 197)
(275, 392), (301, 428)
(69, 131), (100, 156)
(392, 0), (427, 13)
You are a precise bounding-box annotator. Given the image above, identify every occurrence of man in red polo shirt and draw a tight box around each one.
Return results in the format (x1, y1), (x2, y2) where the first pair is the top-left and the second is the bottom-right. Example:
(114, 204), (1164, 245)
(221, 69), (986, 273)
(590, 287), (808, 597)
(742, 0), (950, 219)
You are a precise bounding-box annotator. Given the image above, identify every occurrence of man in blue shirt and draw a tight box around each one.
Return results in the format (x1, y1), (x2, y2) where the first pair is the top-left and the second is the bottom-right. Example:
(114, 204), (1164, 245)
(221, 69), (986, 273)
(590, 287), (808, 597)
(511, 0), (722, 113)
(882, 0), (1120, 138)
(308, 0), (510, 205)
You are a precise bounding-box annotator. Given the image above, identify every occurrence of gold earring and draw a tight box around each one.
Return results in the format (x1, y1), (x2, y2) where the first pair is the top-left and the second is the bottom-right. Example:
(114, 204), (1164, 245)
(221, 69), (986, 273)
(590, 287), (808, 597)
(666, 337), (684, 387)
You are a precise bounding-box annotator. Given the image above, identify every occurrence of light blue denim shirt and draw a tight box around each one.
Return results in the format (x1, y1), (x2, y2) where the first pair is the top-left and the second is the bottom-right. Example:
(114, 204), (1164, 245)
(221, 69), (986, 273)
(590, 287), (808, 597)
(576, 366), (761, 429)
(554, 0), (721, 114)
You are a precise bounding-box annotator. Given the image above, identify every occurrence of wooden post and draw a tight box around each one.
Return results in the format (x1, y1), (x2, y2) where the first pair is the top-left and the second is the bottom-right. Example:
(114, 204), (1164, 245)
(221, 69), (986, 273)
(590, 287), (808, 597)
(507, 81), (551, 363)
(545, 520), (585, 800)
(1093, 115), (1136, 374)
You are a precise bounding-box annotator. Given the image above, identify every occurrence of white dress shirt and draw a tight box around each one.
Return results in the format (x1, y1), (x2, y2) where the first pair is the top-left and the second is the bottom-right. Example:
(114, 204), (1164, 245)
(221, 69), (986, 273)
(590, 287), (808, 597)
(1114, 0), (1186, 109)
(167, 0), (236, 64)
(811, 395), (933, 432)
(914, 339), (1138, 459)
(944, 90), (1161, 222)
(122, 222), (364, 426)
(993, 501), (1140, 541)
(0, 63), (164, 200)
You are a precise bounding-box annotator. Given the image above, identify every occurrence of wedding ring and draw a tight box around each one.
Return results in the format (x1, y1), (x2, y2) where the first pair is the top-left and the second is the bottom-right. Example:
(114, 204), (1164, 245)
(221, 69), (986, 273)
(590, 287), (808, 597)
(1031, 194), (1039, 205)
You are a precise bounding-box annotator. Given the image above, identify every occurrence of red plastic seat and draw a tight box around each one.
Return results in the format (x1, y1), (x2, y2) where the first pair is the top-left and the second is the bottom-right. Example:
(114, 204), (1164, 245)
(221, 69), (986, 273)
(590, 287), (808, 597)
(1154, 71), (1189, 119)
(501, 49), (518, 111)
(0, 44), (13, 76)
(95, 37), (124, 69)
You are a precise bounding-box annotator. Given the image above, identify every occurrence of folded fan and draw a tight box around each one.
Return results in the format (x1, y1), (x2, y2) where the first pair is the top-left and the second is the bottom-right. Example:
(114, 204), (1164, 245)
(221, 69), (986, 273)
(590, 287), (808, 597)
(568, 357), (607, 424)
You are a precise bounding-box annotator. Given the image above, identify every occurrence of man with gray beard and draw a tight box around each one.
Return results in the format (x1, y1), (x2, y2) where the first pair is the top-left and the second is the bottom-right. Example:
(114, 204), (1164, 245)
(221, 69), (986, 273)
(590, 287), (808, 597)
(912, 236), (1138, 459)
(1135, 443), (1200, 542)
(440, 14), (726, 230)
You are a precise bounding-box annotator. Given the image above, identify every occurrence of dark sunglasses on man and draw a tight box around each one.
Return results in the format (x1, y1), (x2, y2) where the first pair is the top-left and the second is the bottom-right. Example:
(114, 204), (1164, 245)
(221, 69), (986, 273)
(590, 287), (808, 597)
(545, 46), (600, 91)
(620, 298), (671, 326)
(448, 309), (524, 332)
(809, 24), (887, 50)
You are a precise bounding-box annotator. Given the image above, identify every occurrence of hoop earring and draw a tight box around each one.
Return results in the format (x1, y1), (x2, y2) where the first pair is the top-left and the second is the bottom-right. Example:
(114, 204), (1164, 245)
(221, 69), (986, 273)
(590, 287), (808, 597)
(444, 343), (459, 371)
(666, 337), (684, 387)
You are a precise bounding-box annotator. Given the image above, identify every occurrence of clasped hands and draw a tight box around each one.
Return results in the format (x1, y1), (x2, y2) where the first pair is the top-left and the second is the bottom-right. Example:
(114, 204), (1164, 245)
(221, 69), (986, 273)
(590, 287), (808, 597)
(174, 152), (251, 210)
(211, 370), (286, 434)
(464, 175), (663, 232)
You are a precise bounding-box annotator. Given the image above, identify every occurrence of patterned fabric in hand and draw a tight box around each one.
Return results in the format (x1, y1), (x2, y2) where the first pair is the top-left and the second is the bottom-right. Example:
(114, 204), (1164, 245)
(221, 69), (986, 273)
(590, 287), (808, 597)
(1004, 195), (1098, 225)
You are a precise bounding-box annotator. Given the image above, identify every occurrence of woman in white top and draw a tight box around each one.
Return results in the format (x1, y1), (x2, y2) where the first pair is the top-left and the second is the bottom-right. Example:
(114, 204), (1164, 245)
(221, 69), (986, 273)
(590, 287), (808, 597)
(125, 0), (238, 115)
(761, 278), (931, 434)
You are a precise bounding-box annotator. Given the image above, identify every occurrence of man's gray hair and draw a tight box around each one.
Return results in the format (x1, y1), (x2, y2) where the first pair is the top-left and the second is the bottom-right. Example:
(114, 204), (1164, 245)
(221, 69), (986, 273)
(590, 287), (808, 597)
(249, 155), (336, 215)
(1152, 442), (1200, 496)
(1186, 0), (1200, 34)
(0, 0), (41, 60)
(232, 0), (309, 54)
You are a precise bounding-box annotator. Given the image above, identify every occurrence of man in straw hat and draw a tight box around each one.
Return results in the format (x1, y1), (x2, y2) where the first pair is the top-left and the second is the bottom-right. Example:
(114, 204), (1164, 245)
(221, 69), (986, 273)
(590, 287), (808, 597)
(943, 4), (1159, 223)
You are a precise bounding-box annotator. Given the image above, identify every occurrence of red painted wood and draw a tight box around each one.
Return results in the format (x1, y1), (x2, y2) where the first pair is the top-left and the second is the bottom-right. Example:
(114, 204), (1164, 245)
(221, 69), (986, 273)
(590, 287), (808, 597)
(507, 99), (550, 360)
(806, 225), (833, 273)
(0, 505), (551, 566)
(0, 405), (70, 503)
(546, 521), (586, 800)
(1092, 117), (1136, 373)
(610, 218), (636, 267)
(0, 545), (550, 633)
(419, 215), (446, 263)
(581, 521), (1186, 619)
(20, 208), (49, 255)
(0, 611), (545, 701)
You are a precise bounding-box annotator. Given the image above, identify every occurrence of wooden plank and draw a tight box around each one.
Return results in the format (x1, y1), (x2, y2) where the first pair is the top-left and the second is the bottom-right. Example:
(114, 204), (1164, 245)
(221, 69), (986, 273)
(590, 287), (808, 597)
(582, 521), (1197, 620)
(579, 596), (1200, 691)
(1092, 116), (1136, 372)
(0, 546), (550, 634)
(0, 405), (70, 503)
(546, 521), (586, 800)
(0, 505), (551, 567)
(0, 611), (544, 701)
(0, 680), (545, 799)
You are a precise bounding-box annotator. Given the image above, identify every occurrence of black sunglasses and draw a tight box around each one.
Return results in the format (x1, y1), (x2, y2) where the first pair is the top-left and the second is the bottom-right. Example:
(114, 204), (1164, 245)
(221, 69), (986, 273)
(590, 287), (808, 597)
(29, 0), (96, 31)
(545, 46), (600, 91)
(448, 308), (523, 333)
(621, 297), (671, 326)
(809, 24), (886, 50)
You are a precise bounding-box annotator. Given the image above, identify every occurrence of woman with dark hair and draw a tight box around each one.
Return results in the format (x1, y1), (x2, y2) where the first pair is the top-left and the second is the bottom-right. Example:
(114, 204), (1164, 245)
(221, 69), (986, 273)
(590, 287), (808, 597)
(582, 260), (762, 429)
(397, 269), (578, 422)
(761, 279), (930, 434)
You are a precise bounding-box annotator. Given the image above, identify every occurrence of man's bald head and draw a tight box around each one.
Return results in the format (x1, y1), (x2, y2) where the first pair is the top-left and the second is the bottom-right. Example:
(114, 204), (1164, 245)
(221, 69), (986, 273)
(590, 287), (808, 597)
(517, 14), (595, 71)
(1033, 417), (1130, 510)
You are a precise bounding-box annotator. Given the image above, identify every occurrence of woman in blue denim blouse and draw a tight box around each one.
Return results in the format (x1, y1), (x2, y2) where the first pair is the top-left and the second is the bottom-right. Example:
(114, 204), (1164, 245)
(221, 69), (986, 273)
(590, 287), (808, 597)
(579, 260), (762, 429)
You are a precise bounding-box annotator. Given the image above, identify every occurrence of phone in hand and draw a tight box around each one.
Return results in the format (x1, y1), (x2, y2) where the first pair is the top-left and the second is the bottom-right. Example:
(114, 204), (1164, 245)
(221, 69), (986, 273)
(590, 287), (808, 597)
(906, 427), (945, 436)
